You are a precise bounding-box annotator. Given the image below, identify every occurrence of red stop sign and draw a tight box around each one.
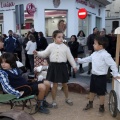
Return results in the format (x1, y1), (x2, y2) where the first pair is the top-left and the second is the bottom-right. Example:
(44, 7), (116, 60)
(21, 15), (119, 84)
(78, 8), (87, 19)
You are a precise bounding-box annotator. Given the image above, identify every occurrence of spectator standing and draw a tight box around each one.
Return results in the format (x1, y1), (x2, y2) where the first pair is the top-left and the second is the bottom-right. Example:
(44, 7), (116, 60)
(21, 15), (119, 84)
(2, 34), (7, 42)
(4, 30), (19, 53)
(0, 39), (4, 56)
(13, 33), (22, 62)
(87, 27), (99, 74)
(36, 32), (48, 51)
(77, 30), (87, 73)
(68, 35), (79, 78)
(31, 28), (38, 41)
(22, 31), (31, 70)
(25, 34), (37, 75)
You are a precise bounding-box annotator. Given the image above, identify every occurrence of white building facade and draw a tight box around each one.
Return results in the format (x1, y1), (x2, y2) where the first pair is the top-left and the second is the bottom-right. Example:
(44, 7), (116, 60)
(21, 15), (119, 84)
(0, 0), (110, 37)
(106, 0), (120, 34)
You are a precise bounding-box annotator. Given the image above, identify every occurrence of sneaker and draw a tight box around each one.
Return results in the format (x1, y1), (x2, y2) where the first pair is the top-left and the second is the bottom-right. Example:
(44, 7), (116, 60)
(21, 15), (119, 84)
(39, 106), (50, 114)
(83, 103), (93, 110)
(43, 101), (53, 108)
(65, 99), (73, 106)
(52, 102), (58, 108)
(99, 107), (105, 113)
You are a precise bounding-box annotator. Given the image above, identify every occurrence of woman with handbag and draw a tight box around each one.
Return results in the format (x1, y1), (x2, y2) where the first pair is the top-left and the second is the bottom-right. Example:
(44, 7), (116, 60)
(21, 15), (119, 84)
(77, 30), (87, 73)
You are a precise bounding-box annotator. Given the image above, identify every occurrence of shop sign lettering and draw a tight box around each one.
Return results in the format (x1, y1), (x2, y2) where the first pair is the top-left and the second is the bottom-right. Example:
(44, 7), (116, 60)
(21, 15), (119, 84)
(0, 2), (15, 8)
(76, 0), (95, 9)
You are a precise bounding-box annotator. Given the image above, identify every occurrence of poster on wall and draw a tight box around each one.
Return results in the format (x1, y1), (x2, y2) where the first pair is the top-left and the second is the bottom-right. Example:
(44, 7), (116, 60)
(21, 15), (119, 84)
(53, 0), (61, 8)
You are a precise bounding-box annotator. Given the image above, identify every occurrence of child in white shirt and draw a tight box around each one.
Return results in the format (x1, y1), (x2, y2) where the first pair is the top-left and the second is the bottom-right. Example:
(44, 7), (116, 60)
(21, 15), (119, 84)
(34, 30), (77, 108)
(25, 34), (37, 75)
(75, 36), (120, 113)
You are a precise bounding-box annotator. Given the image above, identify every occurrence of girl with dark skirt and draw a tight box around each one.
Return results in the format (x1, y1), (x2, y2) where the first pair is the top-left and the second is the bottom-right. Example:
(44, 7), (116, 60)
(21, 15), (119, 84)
(34, 30), (77, 108)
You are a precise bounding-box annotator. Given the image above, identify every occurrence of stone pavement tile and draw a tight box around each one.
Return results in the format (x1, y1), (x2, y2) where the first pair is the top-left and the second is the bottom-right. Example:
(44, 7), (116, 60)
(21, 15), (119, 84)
(0, 91), (118, 120)
(32, 91), (117, 120)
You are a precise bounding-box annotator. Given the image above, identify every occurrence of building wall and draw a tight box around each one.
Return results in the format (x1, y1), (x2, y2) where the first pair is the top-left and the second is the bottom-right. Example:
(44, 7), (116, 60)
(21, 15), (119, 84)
(105, 0), (120, 34)
(0, 0), (106, 37)
(106, 0), (120, 17)
(75, 0), (106, 35)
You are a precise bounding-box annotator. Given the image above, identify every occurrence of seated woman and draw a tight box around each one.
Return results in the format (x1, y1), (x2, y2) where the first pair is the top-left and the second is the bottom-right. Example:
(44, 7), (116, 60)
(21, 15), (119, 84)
(0, 52), (51, 114)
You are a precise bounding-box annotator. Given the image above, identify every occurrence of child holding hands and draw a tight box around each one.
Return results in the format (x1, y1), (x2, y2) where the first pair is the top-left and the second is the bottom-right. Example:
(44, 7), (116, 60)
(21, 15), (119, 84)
(75, 36), (120, 113)
(34, 30), (77, 108)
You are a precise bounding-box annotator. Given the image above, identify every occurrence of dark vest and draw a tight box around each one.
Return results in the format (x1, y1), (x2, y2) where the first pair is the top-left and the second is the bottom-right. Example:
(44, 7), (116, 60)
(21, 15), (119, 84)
(2, 69), (28, 88)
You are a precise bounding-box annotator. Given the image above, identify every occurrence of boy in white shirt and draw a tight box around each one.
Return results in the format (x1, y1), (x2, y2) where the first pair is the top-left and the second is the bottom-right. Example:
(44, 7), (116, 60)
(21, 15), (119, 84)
(75, 36), (120, 113)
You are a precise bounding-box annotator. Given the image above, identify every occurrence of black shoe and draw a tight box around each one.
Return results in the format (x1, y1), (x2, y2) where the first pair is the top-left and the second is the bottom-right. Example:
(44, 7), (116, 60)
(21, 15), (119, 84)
(83, 102), (93, 110)
(39, 106), (50, 114)
(107, 78), (112, 83)
(73, 75), (76, 78)
(99, 107), (105, 113)
(43, 101), (53, 108)
(79, 68), (84, 73)
(87, 71), (91, 75)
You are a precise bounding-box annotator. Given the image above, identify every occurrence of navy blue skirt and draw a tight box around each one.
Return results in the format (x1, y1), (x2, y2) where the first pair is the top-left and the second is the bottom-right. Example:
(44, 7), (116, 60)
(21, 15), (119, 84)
(46, 62), (69, 83)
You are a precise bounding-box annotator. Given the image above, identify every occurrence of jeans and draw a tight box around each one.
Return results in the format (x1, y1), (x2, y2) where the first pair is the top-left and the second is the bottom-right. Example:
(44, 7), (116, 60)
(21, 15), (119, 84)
(28, 54), (34, 74)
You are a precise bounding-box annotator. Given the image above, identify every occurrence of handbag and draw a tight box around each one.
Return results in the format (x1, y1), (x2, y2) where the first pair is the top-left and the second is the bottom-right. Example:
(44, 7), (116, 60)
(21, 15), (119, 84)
(78, 44), (84, 54)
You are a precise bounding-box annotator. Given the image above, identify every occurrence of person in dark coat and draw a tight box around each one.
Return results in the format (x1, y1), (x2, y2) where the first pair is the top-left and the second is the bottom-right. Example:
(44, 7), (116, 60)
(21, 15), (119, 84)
(4, 30), (19, 53)
(22, 31), (31, 70)
(87, 27), (99, 74)
(36, 32), (48, 51)
(31, 28), (38, 41)
(68, 35), (79, 78)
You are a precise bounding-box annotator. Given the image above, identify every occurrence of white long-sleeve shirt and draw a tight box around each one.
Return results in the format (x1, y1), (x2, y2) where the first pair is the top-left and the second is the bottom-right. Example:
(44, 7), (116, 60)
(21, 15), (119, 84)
(25, 41), (37, 55)
(37, 43), (76, 68)
(77, 49), (119, 77)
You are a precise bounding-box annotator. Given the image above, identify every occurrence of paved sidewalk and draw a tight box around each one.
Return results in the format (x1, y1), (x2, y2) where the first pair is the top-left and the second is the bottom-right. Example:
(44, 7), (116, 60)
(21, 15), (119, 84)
(0, 88), (119, 120)
(33, 91), (120, 120)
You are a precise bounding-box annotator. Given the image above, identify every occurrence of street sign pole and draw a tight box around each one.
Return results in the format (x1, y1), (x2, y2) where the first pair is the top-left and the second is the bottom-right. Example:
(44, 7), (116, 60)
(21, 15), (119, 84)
(15, 4), (24, 36)
(18, 5), (21, 36)
(81, 20), (83, 30)
(78, 8), (87, 31)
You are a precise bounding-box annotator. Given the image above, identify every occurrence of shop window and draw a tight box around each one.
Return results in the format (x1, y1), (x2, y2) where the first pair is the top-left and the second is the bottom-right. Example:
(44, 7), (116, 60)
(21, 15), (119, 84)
(78, 15), (91, 37)
(96, 17), (101, 30)
(45, 10), (68, 37)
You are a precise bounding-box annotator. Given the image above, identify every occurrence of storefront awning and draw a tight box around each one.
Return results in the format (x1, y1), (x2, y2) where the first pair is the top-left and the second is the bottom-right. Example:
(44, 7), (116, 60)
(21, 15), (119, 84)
(95, 0), (111, 6)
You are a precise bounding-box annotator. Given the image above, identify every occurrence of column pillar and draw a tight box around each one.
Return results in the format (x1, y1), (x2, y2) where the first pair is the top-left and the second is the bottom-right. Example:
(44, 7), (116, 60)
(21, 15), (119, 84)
(34, 1), (45, 34)
(3, 11), (16, 34)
